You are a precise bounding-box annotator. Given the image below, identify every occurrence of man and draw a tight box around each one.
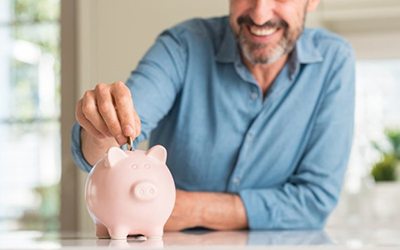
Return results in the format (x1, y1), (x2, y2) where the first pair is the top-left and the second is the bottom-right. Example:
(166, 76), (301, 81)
(72, 0), (355, 230)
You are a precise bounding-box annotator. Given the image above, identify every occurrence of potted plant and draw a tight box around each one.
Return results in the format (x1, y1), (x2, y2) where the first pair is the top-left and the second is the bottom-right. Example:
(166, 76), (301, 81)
(371, 154), (398, 182)
(370, 129), (400, 225)
(371, 129), (400, 181)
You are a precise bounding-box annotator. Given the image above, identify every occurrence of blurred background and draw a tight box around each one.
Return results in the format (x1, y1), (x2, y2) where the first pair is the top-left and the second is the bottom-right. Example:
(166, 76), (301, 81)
(0, 0), (399, 233)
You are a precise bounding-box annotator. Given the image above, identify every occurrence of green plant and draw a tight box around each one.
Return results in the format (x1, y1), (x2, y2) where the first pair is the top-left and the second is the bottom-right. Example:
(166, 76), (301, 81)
(371, 155), (398, 181)
(371, 129), (400, 182)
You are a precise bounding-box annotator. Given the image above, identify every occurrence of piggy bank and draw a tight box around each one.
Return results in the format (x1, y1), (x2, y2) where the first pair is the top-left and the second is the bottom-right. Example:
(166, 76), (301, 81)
(85, 145), (176, 240)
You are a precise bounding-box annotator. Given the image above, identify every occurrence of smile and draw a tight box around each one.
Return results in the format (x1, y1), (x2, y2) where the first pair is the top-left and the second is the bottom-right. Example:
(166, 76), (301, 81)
(248, 25), (279, 37)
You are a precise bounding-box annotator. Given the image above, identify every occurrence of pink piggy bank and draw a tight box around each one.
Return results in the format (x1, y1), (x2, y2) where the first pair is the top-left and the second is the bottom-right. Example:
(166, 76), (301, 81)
(85, 145), (176, 240)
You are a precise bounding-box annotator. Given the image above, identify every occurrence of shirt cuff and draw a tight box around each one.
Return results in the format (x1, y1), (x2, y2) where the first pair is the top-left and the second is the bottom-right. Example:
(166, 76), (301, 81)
(239, 189), (275, 230)
(70, 122), (93, 173)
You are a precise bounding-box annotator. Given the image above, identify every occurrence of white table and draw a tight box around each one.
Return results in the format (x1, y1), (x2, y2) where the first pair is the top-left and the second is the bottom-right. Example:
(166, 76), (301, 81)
(0, 228), (399, 249)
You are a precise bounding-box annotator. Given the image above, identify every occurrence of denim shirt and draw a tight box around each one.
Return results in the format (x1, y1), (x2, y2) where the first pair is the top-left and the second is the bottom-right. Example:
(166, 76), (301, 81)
(71, 16), (355, 230)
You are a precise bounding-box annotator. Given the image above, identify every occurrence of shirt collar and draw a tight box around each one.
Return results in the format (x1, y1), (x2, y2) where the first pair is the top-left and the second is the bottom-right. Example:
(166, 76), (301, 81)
(293, 29), (323, 64)
(215, 21), (324, 74)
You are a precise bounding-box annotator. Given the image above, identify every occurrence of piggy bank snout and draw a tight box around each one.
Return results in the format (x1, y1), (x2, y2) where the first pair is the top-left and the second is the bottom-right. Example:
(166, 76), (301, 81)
(133, 181), (158, 201)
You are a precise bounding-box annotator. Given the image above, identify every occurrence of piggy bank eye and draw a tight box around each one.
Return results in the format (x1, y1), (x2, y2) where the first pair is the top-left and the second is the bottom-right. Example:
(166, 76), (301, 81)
(130, 164), (138, 169)
(144, 164), (151, 169)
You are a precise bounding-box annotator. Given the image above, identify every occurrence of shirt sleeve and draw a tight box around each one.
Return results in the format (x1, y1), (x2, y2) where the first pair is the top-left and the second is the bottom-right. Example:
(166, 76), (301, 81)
(70, 29), (187, 172)
(70, 122), (93, 172)
(239, 48), (356, 229)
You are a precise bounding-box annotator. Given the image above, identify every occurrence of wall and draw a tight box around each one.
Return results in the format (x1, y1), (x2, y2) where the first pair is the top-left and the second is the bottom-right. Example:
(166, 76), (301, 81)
(78, 0), (229, 91)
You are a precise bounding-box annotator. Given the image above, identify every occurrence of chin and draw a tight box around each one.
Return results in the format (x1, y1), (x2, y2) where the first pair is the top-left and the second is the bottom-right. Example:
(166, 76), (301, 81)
(245, 47), (286, 65)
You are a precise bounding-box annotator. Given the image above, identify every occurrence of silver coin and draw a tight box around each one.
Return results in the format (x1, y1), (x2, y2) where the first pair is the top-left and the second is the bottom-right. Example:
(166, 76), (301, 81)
(127, 136), (133, 151)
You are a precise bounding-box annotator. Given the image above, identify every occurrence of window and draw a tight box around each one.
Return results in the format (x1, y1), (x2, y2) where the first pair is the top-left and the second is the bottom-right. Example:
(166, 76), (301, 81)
(344, 60), (400, 191)
(0, 0), (60, 231)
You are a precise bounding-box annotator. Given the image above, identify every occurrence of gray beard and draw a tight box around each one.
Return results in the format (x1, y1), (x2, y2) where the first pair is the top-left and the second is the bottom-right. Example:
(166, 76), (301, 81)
(238, 18), (305, 65)
(239, 34), (292, 65)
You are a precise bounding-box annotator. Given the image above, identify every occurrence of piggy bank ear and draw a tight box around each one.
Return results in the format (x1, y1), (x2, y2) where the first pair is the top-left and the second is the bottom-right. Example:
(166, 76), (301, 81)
(146, 145), (167, 163)
(106, 147), (128, 167)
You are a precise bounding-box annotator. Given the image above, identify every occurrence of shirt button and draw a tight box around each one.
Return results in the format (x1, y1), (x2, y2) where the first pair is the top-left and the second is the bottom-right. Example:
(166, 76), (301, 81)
(247, 132), (254, 139)
(233, 177), (241, 185)
(250, 91), (258, 100)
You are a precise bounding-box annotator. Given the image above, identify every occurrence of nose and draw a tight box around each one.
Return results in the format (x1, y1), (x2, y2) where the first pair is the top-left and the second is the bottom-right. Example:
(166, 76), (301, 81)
(133, 181), (158, 201)
(250, 0), (275, 26)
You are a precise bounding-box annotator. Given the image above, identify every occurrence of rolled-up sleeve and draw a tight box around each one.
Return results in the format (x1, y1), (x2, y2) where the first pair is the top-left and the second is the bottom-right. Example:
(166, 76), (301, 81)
(70, 122), (93, 173)
(239, 49), (356, 229)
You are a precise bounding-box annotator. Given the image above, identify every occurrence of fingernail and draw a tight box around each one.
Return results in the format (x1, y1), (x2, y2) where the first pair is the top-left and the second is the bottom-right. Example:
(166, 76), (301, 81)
(116, 135), (126, 145)
(123, 125), (134, 136)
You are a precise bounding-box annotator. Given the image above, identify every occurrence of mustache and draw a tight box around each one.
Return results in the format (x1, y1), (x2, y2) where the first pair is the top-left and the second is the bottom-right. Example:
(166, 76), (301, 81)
(237, 15), (288, 29)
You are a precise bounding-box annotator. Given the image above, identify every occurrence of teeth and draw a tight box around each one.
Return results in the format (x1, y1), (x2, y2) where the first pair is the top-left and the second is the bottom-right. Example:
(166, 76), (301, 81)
(249, 26), (277, 36)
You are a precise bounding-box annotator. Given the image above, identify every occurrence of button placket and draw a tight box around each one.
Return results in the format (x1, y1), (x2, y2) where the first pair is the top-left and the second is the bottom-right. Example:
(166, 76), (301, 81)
(250, 91), (258, 100)
(248, 86), (262, 116)
(232, 177), (241, 185)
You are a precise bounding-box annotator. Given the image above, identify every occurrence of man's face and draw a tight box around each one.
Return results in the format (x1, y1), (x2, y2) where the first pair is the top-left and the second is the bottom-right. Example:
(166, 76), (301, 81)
(229, 0), (319, 65)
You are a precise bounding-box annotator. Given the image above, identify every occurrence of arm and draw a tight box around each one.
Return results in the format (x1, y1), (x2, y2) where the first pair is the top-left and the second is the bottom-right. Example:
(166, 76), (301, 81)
(71, 30), (187, 171)
(165, 190), (248, 231)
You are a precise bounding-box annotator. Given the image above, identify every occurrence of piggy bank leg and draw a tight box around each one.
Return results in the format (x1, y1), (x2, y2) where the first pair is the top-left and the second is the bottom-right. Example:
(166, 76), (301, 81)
(109, 226), (129, 240)
(95, 223), (110, 239)
(143, 226), (164, 239)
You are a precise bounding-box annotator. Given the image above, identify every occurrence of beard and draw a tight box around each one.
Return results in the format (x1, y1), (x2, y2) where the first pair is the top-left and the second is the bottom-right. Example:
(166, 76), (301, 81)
(237, 15), (305, 65)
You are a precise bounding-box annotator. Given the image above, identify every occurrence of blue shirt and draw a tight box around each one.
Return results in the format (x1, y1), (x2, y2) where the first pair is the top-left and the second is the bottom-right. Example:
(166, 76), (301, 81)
(71, 16), (355, 230)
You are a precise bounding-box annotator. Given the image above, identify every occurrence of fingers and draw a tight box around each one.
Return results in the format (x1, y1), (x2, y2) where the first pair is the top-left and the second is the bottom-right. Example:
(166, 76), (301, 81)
(76, 81), (141, 146)
(75, 99), (104, 139)
(111, 81), (138, 138)
(95, 83), (126, 144)
(80, 90), (112, 138)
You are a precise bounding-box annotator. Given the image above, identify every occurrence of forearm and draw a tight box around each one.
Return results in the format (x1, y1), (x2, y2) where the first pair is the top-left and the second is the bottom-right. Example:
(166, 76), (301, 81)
(196, 192), (248, 230)
(81, 128), (119, 166)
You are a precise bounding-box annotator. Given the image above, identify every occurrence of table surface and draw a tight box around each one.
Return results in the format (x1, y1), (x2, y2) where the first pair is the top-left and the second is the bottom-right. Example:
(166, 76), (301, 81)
(0, 227), (399, 250)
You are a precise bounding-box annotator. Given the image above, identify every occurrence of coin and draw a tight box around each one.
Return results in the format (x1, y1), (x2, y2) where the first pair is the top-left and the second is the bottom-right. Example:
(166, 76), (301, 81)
(127, 136), (133, 151)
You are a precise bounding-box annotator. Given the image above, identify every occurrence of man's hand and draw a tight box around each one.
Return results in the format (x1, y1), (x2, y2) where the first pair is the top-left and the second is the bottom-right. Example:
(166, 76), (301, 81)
(75, 81), (141, 165)
(165, 190), (248, 231)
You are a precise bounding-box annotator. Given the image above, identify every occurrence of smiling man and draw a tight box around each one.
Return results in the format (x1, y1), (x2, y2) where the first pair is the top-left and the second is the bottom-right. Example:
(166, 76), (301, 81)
(72, 0), (355, 230)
